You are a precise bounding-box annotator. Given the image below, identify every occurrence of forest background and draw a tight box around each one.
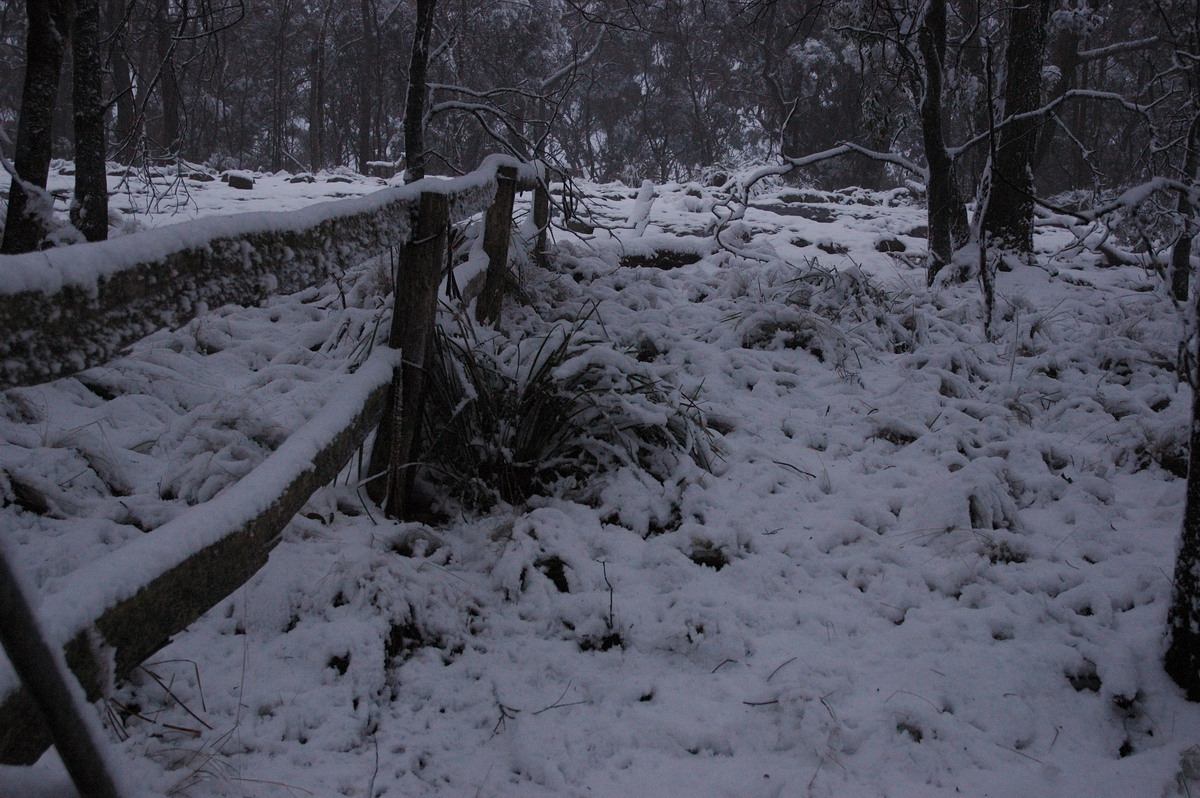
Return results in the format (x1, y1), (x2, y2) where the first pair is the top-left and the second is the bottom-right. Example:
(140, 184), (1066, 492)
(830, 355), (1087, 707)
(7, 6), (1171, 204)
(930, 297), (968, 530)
(0, 0), (1180, 195)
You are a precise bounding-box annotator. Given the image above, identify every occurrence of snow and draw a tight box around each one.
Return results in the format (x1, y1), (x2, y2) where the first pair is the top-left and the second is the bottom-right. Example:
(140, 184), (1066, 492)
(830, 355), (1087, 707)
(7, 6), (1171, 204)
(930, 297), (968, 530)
(628, 179), (657, 235)
(3, 172), (1200, 797)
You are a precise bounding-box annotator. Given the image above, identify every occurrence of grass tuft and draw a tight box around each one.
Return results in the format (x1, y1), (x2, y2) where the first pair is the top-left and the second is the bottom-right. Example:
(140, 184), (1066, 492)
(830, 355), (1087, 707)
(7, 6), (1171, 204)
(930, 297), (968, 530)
(419, 308), (714, 511)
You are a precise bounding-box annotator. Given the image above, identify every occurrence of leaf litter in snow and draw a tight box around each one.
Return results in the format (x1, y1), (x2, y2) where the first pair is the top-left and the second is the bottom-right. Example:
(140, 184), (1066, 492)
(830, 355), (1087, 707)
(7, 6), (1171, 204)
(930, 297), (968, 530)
(3, 178), (1200, 797)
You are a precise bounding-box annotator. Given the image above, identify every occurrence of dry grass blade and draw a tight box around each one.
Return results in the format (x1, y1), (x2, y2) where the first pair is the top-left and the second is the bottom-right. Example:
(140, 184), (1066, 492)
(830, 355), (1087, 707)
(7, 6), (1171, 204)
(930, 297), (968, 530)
(139, 665), (213, 731)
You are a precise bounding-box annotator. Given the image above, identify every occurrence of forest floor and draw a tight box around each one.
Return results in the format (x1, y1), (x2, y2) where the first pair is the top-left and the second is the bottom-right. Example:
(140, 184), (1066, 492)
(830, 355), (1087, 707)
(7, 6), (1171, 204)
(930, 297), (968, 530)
(3, 165), (1200, 797)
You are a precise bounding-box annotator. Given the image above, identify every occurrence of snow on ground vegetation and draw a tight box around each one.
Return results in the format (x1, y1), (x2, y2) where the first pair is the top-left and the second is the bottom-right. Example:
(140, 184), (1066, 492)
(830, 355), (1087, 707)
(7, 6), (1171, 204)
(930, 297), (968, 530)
(0, 160), (386, 238)
(4, 169), (1200, 797)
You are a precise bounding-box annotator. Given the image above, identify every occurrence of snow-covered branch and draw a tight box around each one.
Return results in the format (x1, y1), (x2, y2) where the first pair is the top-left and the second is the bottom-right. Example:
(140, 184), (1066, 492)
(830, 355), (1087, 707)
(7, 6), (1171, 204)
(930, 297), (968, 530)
(1034, 176), (1200, 266)
(735, 143), (927, 196)
(950, 89), (1153, 159)
(540, 32), (605, 91)
(1077, 35), (1160, 62)
(427, 83), (548, 104)
(1044, 176), (1191, 223)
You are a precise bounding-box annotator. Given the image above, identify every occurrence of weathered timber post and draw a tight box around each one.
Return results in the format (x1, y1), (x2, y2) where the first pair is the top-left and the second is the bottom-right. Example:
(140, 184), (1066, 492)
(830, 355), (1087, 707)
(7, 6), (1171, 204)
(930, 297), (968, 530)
(533, 178), (550, 270)
(368, 191), (448, 518)
(476, 166), (518, 326)
(0, 546), (123, 797)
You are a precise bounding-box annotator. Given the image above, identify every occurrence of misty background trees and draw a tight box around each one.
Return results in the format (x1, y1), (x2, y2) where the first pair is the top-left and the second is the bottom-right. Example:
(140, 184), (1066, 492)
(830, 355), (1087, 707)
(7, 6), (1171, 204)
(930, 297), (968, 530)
(0, 1), (1180, 188)
(4, 0), (1194, 283)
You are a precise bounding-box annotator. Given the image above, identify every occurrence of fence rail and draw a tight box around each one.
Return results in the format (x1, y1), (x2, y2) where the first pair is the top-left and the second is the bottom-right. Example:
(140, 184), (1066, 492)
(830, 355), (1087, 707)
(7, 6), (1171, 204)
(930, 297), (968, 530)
(0, 155), (547, 764)
(0, 155), (539, 391)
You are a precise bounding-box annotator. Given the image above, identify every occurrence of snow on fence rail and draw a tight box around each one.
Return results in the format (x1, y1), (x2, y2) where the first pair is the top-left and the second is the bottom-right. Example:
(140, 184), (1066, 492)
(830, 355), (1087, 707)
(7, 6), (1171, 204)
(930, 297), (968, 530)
(0, 155), (545, 765)
(0, 154), (539, 391)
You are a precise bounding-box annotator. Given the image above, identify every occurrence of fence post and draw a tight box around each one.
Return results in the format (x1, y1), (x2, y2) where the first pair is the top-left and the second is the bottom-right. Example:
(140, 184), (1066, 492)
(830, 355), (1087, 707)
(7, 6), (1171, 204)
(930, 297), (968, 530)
(367, 191), (448, 518)
(476, 166), (518, 325)
(533, 175), (550, 269)
(0, 546), (123, 797)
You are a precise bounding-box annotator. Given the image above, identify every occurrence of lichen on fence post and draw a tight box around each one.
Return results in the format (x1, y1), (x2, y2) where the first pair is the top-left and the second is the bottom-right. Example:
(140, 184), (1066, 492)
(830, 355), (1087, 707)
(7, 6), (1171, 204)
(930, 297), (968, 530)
(533, 178), (551, 269)
(476, 165), (519, 326)
(368, 191), (449, 519)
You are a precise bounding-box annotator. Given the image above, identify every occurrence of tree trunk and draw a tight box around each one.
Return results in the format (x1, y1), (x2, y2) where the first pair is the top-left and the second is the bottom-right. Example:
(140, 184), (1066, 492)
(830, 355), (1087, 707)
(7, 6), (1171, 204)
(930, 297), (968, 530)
(917, 0), (969, 283)
(983, 0), (1051, 260)
(72, 0), (108, 242)
(1165, 2), (1200, 702)
(1166, 298), (1200, 698)
(271, 17), (285, 172)
(403, 0), (436, 182)
(105, 0), (138, 164)
(366, 191), (448, 518)
(1031, 22), (1080, 180)
(2, 0), (72, 255)
(955, 0), (990, 195)
(357, 0), (376, 172)
(154, 0), (179, 156)
(1171, 113), (1200, 302)
(159, 69), (180, 157)
(1072, 59), (1091, 187)
(308, 37), (325, 171)
(1171, 2), (1200, 303)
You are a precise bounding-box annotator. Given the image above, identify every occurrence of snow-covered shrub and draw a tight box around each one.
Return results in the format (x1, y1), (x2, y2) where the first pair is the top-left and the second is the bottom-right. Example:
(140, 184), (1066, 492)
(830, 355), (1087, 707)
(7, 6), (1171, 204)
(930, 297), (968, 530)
(1127, 419), (1189, 478)
(897, 457), (1022, 537)
(111, 210), (146, 238)
(203, 152), (241, 172)
(739, 261), (919, 373)
(419, 311), (714, 512)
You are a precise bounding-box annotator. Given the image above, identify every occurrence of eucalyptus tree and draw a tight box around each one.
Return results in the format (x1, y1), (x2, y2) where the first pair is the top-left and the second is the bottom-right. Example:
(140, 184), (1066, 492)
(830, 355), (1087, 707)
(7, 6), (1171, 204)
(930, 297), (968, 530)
(980, 0), (1052, 262)
(73, 0), (109, 242)
(1160, 0), (1200, 700)
(1, 0), (73, 254)
(404, 0), (437, 180)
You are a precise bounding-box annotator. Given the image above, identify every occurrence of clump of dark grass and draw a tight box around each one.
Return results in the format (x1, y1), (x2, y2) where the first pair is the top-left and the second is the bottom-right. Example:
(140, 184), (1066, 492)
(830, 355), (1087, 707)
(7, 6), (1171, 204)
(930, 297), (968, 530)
(419, 308), (714, 511)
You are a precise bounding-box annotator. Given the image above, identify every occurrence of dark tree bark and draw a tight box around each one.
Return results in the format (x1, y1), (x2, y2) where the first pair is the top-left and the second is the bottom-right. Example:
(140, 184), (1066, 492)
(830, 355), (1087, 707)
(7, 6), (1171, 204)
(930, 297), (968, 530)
(153, 0), (180, 155)
(916, 0), (969, 283)
(1168, 1), (1200, 302)
(1171, 113), (1200, 302)
(269, 3), (288, 172)
(982, 0), (1052, 259)
(356, 0), (376, 172)
(1166, 307), (1200, 698)
(105, 0), (138, 164)
(956, 0), (991, 194)
(1031, 22), (1080, 178)
(403, 0), (436, 182)
(72, 0), (108, 242)
(2, 0), (73, 254)
(308, 34), (326, 171)
(1165, 6), (1200, 697)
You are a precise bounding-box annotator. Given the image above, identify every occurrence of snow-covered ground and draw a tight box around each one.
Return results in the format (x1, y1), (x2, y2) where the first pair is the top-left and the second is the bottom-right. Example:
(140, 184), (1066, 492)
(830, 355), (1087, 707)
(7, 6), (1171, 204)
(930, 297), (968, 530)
(0, 161), (390, 237)
(4, 167), (1200, 797)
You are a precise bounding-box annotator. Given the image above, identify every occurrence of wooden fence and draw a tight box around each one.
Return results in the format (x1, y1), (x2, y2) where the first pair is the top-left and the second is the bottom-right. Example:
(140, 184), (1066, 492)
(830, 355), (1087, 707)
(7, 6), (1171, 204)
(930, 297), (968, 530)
(0, 155), (548, 765)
